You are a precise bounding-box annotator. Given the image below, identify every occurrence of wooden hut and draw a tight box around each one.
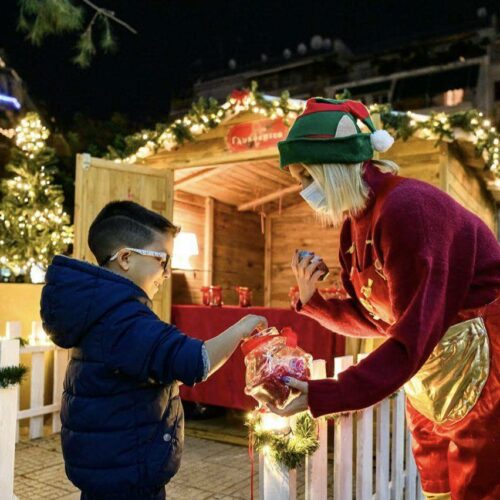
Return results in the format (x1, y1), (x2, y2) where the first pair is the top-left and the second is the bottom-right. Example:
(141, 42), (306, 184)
(74, 99), (498, 320)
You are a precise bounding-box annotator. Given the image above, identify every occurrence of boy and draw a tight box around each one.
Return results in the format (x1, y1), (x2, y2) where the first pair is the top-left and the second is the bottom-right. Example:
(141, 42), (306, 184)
(41, 201), (266, 499)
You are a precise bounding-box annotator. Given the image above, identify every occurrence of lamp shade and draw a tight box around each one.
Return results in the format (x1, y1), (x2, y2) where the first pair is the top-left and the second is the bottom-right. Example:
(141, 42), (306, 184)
(172, 232), (199, 270)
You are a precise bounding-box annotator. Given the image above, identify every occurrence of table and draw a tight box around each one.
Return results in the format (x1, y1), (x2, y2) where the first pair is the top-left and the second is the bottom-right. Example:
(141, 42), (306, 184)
(172, 305), (345, 411)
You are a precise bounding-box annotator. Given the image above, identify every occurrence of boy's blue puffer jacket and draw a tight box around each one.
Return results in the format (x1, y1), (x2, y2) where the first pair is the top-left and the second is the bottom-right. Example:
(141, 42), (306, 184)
(41, 256), (205, 498)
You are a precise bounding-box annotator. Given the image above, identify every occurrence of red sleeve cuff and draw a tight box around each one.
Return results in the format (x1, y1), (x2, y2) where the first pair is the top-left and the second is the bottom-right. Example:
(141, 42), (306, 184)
(295, 290), (324, 315)
(307, 378), (345, 418)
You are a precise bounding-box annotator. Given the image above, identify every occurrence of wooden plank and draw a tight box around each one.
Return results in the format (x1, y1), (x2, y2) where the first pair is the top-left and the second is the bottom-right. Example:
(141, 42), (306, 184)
(376, 398), (391, 500)
(174, 164), (235, 189)
(88, 155), (171, 176)
(259, 451), (297, 500)
(334, 356), (354, 500)
(204, 197), (214, 287)
(305, 360), (328, 500)
(18, 403), (60, 420)
(356, 353), (374, 500)
(405, 429), (417, 500)
(52, 349), (69, 433)
(391, 391), (405, 500)
(29, 351), (45, 439)
(238, 185), (302, 212)
(0, 339), (20, 500)
(264, 216), (272, 307)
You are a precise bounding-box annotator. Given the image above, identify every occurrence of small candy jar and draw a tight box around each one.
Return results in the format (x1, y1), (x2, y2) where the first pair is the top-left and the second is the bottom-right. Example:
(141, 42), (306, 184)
(241, 326), (312, 409)
(288, 286), (300, 309)
(200, 286), (210, 306)
(236, 286), (252, 307)
(209, 285), (223, 307)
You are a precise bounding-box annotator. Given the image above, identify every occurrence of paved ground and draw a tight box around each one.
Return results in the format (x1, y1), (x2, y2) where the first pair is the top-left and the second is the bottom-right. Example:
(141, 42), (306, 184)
(14, 432), (308, 499)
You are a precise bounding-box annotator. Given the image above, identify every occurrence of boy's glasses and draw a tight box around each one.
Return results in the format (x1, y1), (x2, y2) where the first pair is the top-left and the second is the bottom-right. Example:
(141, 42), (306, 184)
(107, 247), (170, 273)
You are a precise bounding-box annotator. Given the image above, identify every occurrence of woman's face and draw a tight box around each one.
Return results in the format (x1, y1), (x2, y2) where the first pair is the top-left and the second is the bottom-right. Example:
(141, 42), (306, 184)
(289, 164), (313, 190)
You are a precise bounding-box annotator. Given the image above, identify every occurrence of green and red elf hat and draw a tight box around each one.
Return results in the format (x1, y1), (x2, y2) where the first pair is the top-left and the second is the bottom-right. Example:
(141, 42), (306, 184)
(278, 97), (394, 169)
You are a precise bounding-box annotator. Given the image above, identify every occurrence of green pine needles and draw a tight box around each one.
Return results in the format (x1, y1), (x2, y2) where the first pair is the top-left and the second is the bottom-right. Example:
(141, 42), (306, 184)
(247, 412), (320, 470)
(0, 365), (28, 389)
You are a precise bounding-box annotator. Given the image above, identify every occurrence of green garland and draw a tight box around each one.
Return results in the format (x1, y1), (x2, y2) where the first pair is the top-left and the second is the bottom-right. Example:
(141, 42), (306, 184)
(105, 81), (303, 163)
(107, 82), (500, 178)
(0, 365), (28, 389)
(247, 412), (319, 469)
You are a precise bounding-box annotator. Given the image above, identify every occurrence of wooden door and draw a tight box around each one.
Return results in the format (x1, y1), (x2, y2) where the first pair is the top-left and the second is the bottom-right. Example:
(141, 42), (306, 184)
(74, 154), (174, 321)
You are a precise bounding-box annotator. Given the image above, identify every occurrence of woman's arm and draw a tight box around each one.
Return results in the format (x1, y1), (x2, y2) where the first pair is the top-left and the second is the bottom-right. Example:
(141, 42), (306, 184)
(292, 251), (384, 338)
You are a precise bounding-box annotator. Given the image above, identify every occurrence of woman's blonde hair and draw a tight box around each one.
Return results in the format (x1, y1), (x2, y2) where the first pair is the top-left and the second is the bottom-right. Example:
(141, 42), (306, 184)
(304, 159), (399, 227)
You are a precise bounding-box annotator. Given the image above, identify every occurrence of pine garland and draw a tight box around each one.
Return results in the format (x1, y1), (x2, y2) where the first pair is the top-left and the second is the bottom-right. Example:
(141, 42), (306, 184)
(247, 412), (319, 469)
(108, 82), (500, 178)
(0, 365), (28, 389)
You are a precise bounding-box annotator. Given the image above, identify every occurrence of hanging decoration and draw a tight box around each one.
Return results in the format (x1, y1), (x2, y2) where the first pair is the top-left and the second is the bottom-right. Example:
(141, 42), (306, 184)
(246, 410), (319, 469)
(107, 83), (500, 178)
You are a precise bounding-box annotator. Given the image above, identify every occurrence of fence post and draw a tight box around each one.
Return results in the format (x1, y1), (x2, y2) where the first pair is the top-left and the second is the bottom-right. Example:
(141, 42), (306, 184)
(29, 322), (45, 439)
(258, 412), (297, 500)
(391, 390), (405, 500)
(305, 359), (327, 500)
(5, 322), (22, 444)
(376, 397), (391, 500)
(52, 349), (69, 433)
(356, 354), (374, 500)
(259, 451), (297, 500)
(405, 428), (417, 500)
(0, 338), (21, 500)
(333, 355), (354, 500)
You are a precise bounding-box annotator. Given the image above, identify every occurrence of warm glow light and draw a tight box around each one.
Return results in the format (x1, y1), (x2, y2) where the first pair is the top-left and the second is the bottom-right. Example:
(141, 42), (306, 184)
(172, 232), (199, 270)
(261, 412), (290, 433)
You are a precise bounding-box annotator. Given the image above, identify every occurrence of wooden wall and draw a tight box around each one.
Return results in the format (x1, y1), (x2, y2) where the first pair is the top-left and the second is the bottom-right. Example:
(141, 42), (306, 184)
(171, 191), (206, 305)
(445, 149), (497, 233)
(266, 204), (342, 308)
(172, 193), (265, 306)
(213, 200), (265, 306)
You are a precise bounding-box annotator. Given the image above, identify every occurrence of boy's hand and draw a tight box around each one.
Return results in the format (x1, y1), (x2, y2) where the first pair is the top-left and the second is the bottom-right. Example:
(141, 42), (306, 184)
(237, 315), (268, 339)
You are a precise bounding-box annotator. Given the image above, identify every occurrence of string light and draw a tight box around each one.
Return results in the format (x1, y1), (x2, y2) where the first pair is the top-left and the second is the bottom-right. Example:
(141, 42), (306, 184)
(0, 112), (73, 279)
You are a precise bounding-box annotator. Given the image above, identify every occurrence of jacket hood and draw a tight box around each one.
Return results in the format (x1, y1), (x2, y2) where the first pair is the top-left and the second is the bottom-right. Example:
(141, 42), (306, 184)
(41, 255), (149, 348)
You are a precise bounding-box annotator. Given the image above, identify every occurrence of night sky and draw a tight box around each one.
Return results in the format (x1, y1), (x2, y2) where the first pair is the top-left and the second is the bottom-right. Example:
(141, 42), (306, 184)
(1, 0), (499, 126)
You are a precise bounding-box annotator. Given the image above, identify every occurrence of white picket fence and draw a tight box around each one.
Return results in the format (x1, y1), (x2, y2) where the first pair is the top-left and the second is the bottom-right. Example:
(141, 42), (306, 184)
(1, 321), (70, 439)
(0, 321), (70, 500)
(259, 357), (426, 500)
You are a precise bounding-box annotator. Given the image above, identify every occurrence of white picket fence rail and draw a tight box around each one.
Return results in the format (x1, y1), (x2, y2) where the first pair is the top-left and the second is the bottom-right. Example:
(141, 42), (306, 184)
(259, 357), (426, 500)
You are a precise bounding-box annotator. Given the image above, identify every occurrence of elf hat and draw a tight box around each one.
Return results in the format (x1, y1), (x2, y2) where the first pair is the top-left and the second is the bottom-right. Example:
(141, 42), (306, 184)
(277, 97), (394, 169)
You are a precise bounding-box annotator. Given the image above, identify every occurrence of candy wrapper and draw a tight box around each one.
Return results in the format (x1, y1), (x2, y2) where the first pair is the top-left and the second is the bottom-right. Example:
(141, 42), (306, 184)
(241, 326), (312, 409)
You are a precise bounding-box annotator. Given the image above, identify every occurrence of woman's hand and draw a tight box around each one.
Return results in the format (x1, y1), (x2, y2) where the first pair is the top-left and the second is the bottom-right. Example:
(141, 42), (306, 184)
(291, 250), (325, 306)
(236, 314), (268, 339)
(267, 377), (309, 417)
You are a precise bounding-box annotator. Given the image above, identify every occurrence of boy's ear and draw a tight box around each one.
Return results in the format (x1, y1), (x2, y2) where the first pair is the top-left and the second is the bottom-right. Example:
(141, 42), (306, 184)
(116, 250), (131, 271)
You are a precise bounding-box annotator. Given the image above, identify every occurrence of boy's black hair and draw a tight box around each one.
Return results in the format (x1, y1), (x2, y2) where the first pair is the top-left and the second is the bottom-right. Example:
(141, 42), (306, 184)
(88, 201), (179, 266)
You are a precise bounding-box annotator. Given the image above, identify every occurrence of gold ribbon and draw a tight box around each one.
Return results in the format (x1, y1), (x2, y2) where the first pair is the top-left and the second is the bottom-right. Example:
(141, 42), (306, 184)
(404, 317), (490, 424)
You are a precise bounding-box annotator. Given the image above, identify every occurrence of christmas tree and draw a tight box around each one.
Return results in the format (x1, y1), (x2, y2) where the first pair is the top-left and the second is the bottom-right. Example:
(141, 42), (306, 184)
(0, 113), (73, 281)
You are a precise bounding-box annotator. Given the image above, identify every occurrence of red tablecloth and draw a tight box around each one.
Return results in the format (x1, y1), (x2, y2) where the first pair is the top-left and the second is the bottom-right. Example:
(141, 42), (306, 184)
(172, 305), (345, 410)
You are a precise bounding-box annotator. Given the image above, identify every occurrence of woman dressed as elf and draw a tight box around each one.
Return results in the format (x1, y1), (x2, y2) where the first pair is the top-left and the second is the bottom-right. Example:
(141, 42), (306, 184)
(270, 98), (500, 499)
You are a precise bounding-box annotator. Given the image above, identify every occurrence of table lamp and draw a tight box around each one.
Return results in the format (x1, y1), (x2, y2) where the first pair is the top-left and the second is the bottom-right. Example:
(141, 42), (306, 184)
(172, 232), (199, 270)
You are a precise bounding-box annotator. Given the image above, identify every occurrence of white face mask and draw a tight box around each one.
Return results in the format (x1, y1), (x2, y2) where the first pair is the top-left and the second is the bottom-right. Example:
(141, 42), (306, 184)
(300, 181), (328, 213)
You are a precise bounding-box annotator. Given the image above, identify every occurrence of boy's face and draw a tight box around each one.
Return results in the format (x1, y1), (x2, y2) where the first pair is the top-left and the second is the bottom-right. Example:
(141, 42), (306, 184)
(115, 230), (174, 299)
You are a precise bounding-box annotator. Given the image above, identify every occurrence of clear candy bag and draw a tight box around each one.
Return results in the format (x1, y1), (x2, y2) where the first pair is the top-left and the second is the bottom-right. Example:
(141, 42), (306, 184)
(241, 326), (312, 409)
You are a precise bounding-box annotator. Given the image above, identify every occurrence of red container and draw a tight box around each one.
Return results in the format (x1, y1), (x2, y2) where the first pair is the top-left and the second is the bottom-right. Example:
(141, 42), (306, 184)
(209, 285), (223, 307)
(200, 286), (210, 306)
(236, 286), (252, 307)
